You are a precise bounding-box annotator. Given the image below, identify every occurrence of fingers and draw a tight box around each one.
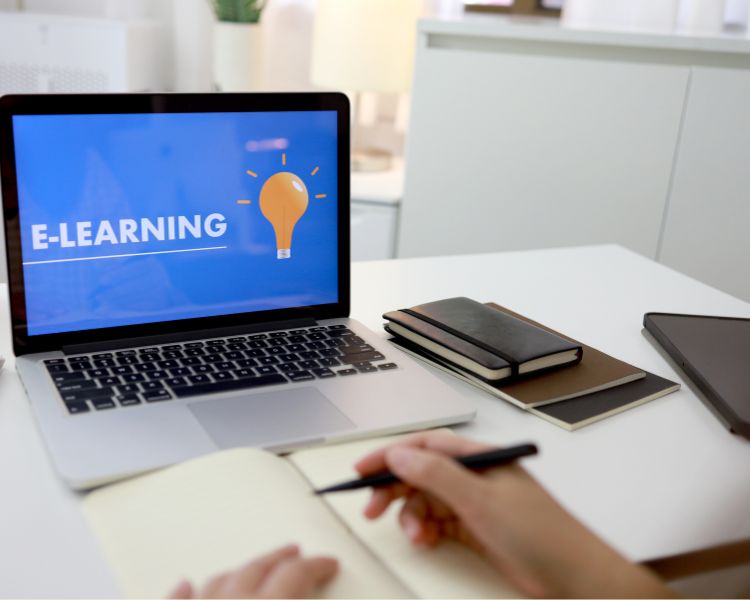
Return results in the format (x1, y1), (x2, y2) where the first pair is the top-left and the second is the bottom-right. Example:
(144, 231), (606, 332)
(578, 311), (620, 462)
(385, 445), (486, 523)
(167, 579), (194, 599)
(256, 556), (339, 598)
(355, 430), (492, 476)
(231, 544), (301, 593)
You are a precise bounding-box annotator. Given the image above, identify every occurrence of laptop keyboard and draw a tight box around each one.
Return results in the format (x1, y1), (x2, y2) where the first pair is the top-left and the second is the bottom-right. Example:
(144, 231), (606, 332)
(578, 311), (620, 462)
(44, 325), (398, 415)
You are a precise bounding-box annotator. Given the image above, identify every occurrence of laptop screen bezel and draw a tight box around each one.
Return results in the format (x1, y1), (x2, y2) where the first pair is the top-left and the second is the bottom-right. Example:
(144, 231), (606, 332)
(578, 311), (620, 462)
(0, 93), (351, 356)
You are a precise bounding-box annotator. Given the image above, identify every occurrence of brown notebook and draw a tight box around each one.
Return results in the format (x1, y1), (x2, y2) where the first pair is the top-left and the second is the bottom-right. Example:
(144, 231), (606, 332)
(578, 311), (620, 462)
(387, 303), (645, 409)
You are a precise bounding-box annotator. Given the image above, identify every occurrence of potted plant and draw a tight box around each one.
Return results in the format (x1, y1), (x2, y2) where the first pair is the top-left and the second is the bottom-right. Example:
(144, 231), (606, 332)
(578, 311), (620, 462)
(211, 0), (265, 91)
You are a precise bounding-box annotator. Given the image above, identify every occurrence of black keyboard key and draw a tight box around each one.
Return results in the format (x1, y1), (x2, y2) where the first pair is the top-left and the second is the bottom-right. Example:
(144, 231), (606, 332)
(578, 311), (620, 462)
(115, 350), (137, 356)
(112, 365), (134, 375)
(256, 365), (278, 375)
(141, 381), (164, 391)
(248, 333), (268, 340)
(212, 371), (235, 381)
(170, 367), (192, 376)
(226, 343), (247, 352)
(184, 348), (205, 357)
(258, 356), (279, 365)
(69, 356), (92, 363)
(86, 368), (110, 378)
(207, 339), (226, 346)
(93, 358), (116, 368)
(193, 364), (214, 374)
(233, 368), (256, 378)
(96, 376), (120, 387)
(288, 335), (306, 344)
(118, 394), (141, 407)
(143, 389), (172, 403)
(278, 353), (299, 363)
(187, 374), (211, 384)
(117, 356), (139, 365)
(46, 364), (70, 374)
(341, 352), (385, 364)
(134, 363), (157, 372)
(173, 374), (287, 398)
(268, 347), (286, 355)
(299, 360), (318, 369)
(162, 344), (183, 351)
(306, 341), (326, 350)
(313, 368), (336, 378)
(185, 341), (204, 348)
(51, 372), (86, 384)
(214, 362), (235, 371)
(337, 368), (358, 376)
(228, 337), (247, 343)
(327, 328), (353, 337)
(147, 370), (169, 380)
(66, 401), (89, 414)
(44, 358), (66, 365)
(378, 363), (399, 370)
(165, 377), (187, 387)
(288, 371), (314, 382)
(270, 331), (288, 337)
(309, 326), (327, 331)
(138, 347), (160, 354)
(92, 398), (117, 410)
(224, 351), (245, 361)
(347, 336), (366, 345)
(92, 352), (114, 359)
(326, 338), (346, 348)
(357, 365), (378, 373)
(122, 373), (146, 383)
(70, 361), (93, 371)
(161, 350), (184, 360)
(248, 340), (268, 349)
(204, 346), (225, 355)
(319, 348), (342, 357)
(245, 349), (266, 358)
(117, 384), (140, 394)
(286, 344), (305, 353)
(157, 359), (180, 370)
(181, 357), (202, 366)
(328, 324), (348, 330)
(60, 387), (113, 402)
(319, 357), (341, 367)
(307, 332), (326, 341)
(299, 350), (320, 359)
(204, 355), (224, 364)
(268, 338), (287, 347)
(278, 363), (300, 373)
(57, 380), (98, 392)
(289, 329), (309, 335)
(139, 353), (161, 362)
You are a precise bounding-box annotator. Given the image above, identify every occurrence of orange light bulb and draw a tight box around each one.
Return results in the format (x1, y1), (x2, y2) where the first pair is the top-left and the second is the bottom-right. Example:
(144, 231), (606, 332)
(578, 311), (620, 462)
(259, 172), (309, 259)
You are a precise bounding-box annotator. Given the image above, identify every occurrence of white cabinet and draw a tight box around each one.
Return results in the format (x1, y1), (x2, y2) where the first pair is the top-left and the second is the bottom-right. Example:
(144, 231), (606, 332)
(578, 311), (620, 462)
(399, 15), (750, 300)
(350, 161), (403, 261)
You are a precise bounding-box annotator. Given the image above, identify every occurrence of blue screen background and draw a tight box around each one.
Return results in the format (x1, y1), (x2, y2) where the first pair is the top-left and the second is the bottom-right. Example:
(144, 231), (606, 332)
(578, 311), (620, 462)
(13, 111), (339, 336)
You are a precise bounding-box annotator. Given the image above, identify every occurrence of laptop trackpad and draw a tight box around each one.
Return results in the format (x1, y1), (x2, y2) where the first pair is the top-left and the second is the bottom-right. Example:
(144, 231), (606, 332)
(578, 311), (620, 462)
(188, 387), (355, 449)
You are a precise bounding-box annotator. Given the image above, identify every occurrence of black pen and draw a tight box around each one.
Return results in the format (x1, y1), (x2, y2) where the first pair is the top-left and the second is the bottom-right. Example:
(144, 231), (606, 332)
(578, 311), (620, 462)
(313, 443), (538, 495)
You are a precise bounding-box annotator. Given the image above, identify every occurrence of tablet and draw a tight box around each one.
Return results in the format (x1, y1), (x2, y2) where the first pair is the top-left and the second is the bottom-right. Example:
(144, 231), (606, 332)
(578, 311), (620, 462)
(643, 312), (750, 439)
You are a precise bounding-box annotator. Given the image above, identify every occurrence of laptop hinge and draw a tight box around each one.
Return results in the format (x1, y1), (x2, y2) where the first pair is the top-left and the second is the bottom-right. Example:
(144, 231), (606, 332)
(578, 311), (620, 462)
(62, 318), (318, 355)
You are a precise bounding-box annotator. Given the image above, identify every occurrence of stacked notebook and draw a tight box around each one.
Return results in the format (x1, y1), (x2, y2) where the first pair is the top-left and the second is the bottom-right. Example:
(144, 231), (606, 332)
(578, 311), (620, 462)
(384, 298), (679, 430)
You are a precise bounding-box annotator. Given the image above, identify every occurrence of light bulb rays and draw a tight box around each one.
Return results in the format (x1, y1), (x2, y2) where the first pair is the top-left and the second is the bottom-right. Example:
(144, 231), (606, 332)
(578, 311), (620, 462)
(234, 152), (328, 259)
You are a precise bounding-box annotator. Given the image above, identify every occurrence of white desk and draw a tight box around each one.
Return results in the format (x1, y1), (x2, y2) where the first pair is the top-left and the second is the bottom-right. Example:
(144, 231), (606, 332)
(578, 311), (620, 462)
(1, 245), (750, 598)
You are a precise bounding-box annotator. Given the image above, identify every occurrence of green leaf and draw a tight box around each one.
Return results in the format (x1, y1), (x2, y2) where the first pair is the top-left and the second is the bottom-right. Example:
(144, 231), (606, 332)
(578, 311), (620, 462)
(212, 0), (262, 23)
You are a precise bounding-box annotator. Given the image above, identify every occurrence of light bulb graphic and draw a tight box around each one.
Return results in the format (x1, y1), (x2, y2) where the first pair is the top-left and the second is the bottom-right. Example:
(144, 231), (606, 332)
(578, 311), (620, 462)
(259, 171), (309, 259)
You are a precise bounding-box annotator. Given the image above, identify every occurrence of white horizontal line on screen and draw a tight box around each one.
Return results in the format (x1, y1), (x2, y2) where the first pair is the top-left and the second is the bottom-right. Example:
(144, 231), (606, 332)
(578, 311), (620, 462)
(23, 246), (228, 266)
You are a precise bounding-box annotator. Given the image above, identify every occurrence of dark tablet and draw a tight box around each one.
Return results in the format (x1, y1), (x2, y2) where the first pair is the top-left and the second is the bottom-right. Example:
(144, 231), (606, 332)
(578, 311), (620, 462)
(643, 313), (750, 439)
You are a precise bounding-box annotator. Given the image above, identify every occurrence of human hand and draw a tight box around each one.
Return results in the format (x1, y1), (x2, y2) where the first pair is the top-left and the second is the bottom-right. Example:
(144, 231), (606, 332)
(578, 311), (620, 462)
(355, 430), (672, 598)
(168, 544), (338, 599)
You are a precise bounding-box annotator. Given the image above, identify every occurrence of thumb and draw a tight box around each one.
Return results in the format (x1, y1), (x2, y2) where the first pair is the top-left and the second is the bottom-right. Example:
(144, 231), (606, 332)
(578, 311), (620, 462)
(385, 446), (485, 518)
(167, 579), (193, 599)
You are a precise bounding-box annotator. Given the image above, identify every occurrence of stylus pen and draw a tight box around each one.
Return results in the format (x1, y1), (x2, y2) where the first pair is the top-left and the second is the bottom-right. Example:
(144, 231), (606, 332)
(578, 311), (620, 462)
(313, 443), (538, 495)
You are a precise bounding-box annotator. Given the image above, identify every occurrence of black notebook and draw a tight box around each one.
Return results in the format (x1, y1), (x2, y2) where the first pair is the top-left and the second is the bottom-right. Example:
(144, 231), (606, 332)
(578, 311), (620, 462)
(383, 297), (581, 382)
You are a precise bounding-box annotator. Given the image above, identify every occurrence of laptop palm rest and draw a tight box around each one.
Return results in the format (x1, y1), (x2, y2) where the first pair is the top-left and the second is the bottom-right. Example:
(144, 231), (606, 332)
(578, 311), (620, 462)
(188, 387), (355, 449)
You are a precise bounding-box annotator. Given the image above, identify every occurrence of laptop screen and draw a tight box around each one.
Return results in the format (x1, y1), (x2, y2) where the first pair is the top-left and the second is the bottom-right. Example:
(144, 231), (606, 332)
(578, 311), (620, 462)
(11, 110), (339, 337)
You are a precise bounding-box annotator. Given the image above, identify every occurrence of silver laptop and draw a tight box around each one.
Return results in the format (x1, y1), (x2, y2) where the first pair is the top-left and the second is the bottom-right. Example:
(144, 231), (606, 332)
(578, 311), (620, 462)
(0, 93), (475, 490)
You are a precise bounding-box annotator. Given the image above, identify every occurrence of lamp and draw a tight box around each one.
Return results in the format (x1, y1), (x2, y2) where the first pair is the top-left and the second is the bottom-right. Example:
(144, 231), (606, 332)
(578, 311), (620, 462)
(311, 0), (421, 172)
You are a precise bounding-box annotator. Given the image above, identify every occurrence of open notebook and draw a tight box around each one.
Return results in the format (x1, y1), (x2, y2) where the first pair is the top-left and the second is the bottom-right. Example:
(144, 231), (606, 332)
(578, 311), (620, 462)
(83, 434), (519, 599)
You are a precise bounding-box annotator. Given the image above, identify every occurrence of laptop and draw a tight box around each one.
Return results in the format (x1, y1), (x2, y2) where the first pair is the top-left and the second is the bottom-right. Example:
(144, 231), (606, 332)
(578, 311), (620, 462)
(0, 93), (476, 489)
